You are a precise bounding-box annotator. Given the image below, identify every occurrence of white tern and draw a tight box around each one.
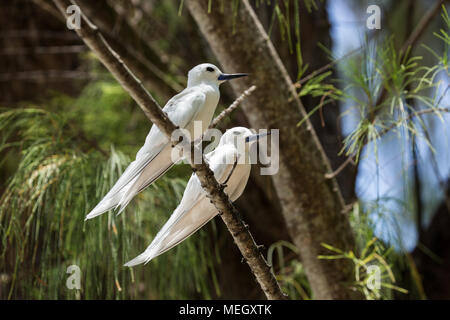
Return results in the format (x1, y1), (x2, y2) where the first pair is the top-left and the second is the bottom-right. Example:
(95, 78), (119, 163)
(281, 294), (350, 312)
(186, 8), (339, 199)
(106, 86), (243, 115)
(124, 127), (269, 266)
(85, 64), (247, 220)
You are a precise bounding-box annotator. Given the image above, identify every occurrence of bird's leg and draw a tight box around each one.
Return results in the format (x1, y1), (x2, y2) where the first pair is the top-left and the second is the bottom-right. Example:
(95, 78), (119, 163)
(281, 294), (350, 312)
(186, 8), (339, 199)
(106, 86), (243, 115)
(221, 156), (238, 188)
(170, 126), (182, 148)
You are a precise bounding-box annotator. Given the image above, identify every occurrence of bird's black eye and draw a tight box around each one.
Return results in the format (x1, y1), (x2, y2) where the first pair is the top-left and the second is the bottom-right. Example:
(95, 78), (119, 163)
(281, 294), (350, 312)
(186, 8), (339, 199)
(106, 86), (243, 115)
(206, 67), (214, 72)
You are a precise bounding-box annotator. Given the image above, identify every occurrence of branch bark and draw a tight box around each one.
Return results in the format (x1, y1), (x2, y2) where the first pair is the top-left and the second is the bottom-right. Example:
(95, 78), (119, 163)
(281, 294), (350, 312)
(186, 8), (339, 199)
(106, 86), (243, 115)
(51, 0), (285, 300)
(185, 0), (362, 299)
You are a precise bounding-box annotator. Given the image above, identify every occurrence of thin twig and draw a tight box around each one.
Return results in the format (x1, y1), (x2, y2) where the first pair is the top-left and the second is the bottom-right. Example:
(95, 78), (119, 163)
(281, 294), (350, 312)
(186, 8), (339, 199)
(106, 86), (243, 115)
(190, 85), (256, 145)
(400, 0), (445, 55)
(318, 90), (335, 128)
(293, 47), (361, 88)
(51, 0), (285, 300)
(292, 27), (385, 90)
(31, 0), (63, 21)
(436, 84), (450, 106)
(324, 156), (355, 180)
(209, 85), (256, 129)
(379, 108), (450, 137)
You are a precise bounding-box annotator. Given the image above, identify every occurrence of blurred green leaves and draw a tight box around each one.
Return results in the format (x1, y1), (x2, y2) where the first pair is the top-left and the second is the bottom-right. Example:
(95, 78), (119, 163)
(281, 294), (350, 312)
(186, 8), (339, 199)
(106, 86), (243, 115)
(0, 79), (220, 299)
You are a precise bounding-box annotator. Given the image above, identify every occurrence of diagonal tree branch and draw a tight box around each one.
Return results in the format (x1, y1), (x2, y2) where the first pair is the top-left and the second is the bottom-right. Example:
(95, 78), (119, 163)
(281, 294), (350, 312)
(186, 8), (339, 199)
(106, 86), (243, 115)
(51, 0), (285, 300)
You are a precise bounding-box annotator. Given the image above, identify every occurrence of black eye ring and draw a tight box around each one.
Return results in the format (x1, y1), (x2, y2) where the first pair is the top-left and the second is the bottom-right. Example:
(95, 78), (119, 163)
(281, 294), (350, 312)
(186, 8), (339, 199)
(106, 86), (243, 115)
(206, 67), (214, 72)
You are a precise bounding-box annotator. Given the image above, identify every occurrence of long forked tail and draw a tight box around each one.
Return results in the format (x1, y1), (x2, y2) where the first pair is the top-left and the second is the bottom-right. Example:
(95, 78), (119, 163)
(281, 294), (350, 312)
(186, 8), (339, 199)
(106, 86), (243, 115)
(85, 182), (135, 220)
(124, 196), (218, 267)
(123, 251), (153, 267)
(115, 144), (177, 215)
(85, 143), (174, 220)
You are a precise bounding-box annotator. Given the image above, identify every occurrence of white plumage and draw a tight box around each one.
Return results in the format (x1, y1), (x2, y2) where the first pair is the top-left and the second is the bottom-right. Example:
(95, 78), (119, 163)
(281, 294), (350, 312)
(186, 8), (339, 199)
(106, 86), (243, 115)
(85, 63), (247, 220)
(124, 127), (259, 267)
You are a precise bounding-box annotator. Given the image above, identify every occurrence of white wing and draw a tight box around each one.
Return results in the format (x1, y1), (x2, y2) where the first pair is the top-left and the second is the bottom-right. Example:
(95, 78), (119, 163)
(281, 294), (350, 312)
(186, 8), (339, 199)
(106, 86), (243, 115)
(85, 88), (206, 220)
(124, 145), (239, 266)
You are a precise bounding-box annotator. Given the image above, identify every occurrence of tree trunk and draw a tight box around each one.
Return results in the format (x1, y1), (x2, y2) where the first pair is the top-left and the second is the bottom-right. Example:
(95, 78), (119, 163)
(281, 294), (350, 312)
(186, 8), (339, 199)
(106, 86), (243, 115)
(186, 0), (362, 299)
(254, 0), (357, 203)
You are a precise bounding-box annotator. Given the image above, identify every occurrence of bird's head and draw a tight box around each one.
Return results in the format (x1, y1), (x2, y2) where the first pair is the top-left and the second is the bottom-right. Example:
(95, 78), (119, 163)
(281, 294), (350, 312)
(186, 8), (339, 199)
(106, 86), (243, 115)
(219, 127), (271, 157)
(187, 63), (247, 87)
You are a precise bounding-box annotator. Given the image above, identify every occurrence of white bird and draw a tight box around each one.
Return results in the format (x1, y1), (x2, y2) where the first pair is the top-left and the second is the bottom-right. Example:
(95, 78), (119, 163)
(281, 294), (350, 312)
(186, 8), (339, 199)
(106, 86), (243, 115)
(85, 64), (247, 220)
(124, 127), (269, 267)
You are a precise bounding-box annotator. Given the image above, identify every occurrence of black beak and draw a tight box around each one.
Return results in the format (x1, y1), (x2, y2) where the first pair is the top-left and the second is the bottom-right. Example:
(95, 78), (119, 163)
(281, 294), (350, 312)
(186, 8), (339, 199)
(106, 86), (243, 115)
(245, 131), (271, 143)
(218, 73), (248, 81)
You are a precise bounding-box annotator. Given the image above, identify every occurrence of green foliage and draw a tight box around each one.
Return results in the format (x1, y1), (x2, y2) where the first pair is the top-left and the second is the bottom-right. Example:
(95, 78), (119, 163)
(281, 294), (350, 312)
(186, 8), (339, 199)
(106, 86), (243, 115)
(266, 201), (411, 300)
(265, 0), (325, 79)
(296, 71), (343, 127)
(267, 240), (311, 300)
(319, 240), (408, 300)
(339, 38), (440, 159)
(0, 85), (220, 299)
(319, 202), (408, 300)
(297, 28), (448, 164)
